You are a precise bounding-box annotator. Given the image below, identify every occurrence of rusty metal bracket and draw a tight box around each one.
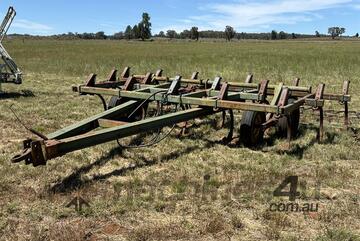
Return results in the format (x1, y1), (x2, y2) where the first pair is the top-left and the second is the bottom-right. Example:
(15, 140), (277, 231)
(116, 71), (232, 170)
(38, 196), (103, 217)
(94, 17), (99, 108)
(213, 81), (228, 111)
(342, 80), (350, 96)
(142, 72), (153, 84)
(315, 83), (325, 100)
(30, 140), (47, 166)
(245, 74), (253, 83)
(155, 69), (163, 77)
(11, 148), (32, 164)
(262, 118), (279, 130)
(290, 78), (300, 97)
(123, 76), (136, 91)
(311, 83), (325, 110)
(191, 72), (199, 80)
(263, 87), (290, 129)
(211, 77), (222, 90)
(107, 69), (117, 82)
(85, 73), (96, 87)
(11, 139), (47, 166)
(278, 87), (290, 107)
(167, 76), (182, 95)
(258, 80), (269, 102)
(218, 82), (229, 101)
(293, 78), (300, 87)
(121, 67), (131, 78)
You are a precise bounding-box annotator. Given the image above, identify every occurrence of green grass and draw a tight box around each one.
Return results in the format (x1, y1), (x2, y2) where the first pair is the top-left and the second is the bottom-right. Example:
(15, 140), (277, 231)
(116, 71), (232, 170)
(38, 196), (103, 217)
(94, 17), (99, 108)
(0, 39), (359, 240)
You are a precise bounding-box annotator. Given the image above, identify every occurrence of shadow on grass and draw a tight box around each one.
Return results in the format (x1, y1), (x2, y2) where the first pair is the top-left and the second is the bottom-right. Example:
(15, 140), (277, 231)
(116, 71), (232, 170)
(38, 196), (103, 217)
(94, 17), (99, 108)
(91, 144), (208, 182)
(49, 119), (340, 193)
(50, 137), (215, 194)
(49, 147), (125, 193)
(263, 123), (339, 159)
(0, 90), (35, 99)
(49, 120), (215, 193)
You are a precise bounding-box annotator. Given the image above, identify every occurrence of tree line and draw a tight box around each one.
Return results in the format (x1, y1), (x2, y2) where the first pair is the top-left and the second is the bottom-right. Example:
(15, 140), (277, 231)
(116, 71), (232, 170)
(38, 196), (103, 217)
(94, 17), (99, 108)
(42, 28), (357, 41)
(9, 12), (359, 41)
(55, 29), (348, 41)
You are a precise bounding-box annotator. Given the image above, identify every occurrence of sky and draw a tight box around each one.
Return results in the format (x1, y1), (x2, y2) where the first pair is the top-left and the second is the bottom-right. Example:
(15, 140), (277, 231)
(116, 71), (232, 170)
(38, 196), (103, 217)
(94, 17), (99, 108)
(1, 0), (360, 36)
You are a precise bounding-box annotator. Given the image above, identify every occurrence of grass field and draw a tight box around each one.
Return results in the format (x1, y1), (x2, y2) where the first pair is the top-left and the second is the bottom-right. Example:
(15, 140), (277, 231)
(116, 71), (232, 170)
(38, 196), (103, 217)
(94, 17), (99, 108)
(0, 39), (360, 241)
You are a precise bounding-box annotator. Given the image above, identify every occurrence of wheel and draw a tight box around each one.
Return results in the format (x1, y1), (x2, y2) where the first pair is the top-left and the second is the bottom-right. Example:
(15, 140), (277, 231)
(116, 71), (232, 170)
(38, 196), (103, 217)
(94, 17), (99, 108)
(276, 98), (300, 138)
(108, 96), (147, 122)
(240, 111), (266, 147)
(108, 96), (123, 109)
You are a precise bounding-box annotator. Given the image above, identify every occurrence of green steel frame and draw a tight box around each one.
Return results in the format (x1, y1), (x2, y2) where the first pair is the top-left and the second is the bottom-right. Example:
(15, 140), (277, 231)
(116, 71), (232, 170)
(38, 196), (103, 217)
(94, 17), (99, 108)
(11, 67), (351, 167)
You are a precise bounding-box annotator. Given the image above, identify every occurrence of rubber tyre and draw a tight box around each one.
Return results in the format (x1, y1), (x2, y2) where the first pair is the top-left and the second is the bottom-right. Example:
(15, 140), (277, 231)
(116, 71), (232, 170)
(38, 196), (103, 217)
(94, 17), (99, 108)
(276, 98), (300, 138)
(108, 96), (146, 122)
(240, 111), (266, 147)
(108, 96), (123, 109)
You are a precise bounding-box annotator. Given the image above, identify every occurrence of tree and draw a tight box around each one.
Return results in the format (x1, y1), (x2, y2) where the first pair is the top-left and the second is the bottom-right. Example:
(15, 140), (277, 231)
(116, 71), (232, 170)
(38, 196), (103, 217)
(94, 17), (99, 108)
(95, 31), (106, 39)
(158, 31), (165, 37)
(240, 32), (246, 39)
(279, 31), (286, 39)
(113, 32), (124, 40)
(190, 27), (199, 40)
(341, 27), (345, 35)
(291, 33), (297, 39)
(225, 26), (236, 41)
(138, 12), (152, 40)
(328, 27), (345, 39)
(180, 30), (190, 39)
(271, 30), (278, 40)
(81, 32), (95, 39)
(315, 31), (320, 37)
(355, 33), (359, 38)
(166, 30), (177, 39)
(124, 25), (132, 40)
(132, 24), (140, 39)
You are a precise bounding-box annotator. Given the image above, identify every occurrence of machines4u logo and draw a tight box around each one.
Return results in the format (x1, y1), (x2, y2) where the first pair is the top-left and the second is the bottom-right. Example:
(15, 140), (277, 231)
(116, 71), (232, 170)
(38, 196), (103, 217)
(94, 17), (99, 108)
(269, 176), (319, 213)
